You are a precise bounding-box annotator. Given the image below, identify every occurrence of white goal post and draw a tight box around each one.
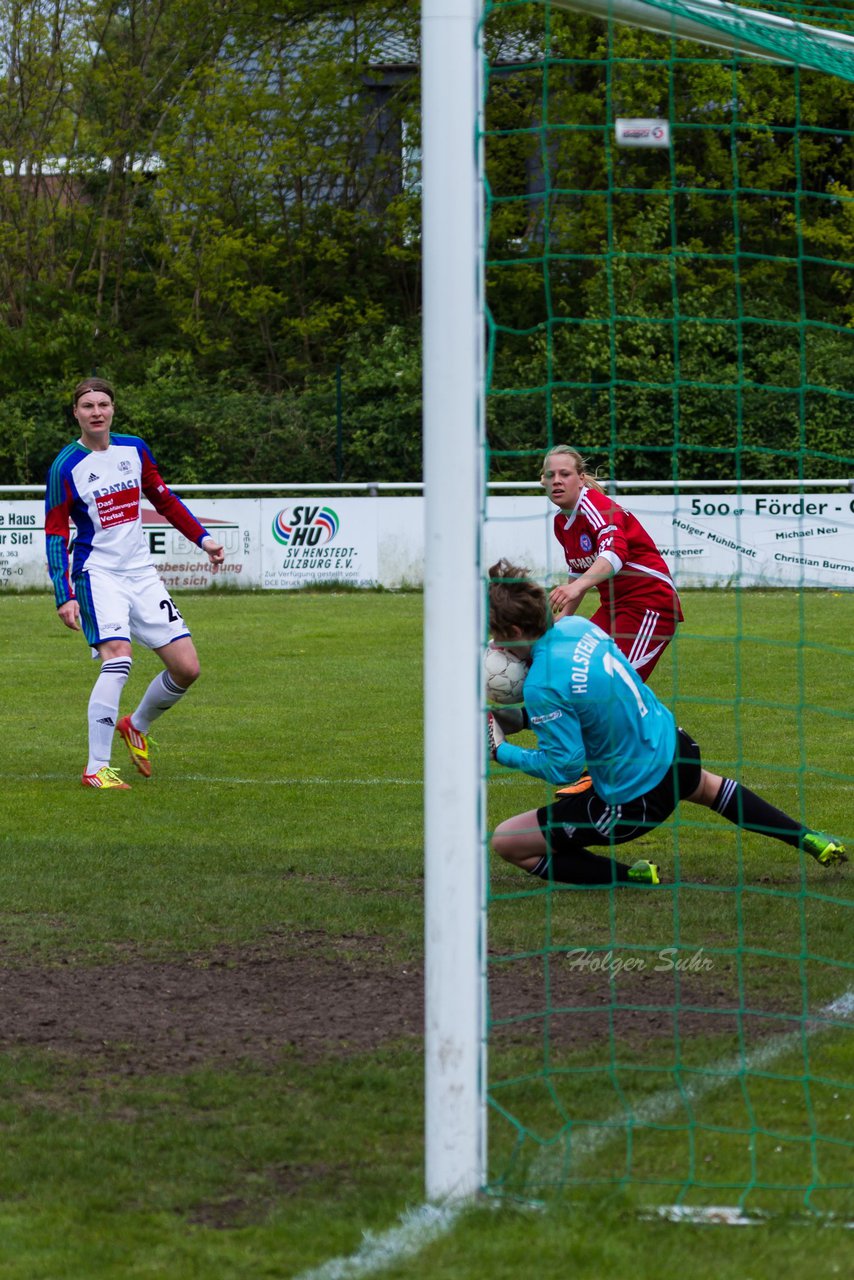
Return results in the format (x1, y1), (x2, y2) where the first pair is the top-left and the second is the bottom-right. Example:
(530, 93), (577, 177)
(422, 0), (487, 1204)
(420, 0), (854, 1205)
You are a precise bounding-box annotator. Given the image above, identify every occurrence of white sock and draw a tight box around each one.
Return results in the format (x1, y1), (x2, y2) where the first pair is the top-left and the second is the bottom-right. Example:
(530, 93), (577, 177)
(86, 657), (132, 774)
(131, 670), (187, 734)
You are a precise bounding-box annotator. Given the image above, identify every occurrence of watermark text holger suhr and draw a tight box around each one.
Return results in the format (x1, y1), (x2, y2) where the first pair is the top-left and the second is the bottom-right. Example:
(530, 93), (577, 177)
(564, 948), (714, 977)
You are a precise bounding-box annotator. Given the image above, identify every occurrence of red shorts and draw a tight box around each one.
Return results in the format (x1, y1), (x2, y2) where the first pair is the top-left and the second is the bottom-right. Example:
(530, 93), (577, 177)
(589, 601), (679, 682)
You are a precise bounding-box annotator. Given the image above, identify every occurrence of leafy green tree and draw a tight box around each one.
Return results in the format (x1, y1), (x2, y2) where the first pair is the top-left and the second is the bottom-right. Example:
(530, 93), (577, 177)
(0, 0), (422, 397)
(2, 0), (854, 485)
(483, 7), (854, 480)
(150, 4), (421, 387)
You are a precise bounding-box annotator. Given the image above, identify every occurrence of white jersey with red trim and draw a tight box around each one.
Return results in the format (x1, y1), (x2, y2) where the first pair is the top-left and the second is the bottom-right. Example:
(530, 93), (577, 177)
(553, 485), (683, 618)
(45, 433), (209, 607)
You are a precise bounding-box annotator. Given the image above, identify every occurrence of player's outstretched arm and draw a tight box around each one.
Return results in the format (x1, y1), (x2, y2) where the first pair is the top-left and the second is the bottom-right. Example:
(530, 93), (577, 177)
(549, 554), (616, 617)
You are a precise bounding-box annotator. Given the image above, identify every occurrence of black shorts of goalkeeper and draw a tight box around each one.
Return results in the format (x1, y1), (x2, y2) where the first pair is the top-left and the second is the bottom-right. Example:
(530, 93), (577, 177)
(536, 728), (702, 853)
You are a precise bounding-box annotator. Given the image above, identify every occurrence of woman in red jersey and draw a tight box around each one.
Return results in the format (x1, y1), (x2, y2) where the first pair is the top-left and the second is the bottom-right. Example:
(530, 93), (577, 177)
(542, 445), (682, 682)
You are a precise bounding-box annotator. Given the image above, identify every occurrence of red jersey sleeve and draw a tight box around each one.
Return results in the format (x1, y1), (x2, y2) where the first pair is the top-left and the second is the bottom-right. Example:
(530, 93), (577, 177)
(139, 445), (209, 546)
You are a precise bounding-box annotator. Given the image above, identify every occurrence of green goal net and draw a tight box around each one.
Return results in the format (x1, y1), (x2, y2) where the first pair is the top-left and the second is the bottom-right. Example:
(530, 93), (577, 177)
(481, 0), (854, 1214)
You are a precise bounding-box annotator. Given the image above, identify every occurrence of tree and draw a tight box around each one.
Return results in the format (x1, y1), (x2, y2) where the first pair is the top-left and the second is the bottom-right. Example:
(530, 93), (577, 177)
(0, 0), (422, 393)
(150, 2), (421, 388)
(482, 7), (854, 479)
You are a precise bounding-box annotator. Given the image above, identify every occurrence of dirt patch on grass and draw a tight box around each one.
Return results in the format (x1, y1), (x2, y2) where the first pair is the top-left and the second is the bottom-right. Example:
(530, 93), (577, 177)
(0, 931), (418, 1073)
(0, 930), (800, 1075)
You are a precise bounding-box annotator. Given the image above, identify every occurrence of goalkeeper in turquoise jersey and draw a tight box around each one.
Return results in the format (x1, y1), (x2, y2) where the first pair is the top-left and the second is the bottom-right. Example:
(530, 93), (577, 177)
(486, 560), (847, 886)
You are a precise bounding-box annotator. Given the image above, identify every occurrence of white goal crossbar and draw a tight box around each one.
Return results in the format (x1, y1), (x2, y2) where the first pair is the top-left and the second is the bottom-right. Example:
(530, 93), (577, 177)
(554, 0), (854, 75)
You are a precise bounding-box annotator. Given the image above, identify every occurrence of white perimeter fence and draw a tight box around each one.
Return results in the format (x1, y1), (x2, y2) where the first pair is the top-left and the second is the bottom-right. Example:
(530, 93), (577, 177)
(3, 480), (854, 592)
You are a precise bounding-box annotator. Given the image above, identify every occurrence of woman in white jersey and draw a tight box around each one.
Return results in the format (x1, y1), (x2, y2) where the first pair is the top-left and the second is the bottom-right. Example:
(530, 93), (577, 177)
(45, 378), (224, 789)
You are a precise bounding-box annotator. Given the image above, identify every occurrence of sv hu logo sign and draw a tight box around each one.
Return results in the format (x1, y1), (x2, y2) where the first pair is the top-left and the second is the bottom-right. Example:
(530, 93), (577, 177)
(272, 505), (340, 547)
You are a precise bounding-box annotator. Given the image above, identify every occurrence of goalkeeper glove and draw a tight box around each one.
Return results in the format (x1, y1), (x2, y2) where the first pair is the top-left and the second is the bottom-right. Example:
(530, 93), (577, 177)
(487, 711), (506, 761)
(492, 705), (527, 736)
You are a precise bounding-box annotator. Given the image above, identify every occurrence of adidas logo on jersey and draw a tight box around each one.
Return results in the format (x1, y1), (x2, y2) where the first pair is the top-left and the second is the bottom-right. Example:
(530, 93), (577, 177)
(88, 472), (99, 482)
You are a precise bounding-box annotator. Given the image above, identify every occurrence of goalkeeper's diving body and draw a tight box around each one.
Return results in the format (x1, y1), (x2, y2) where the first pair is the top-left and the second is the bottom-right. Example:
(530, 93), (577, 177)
(486, 560), (847, 887)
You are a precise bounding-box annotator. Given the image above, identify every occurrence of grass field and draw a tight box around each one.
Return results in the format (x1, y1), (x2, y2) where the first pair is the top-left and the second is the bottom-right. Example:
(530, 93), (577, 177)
(0, 588), (851, 1279)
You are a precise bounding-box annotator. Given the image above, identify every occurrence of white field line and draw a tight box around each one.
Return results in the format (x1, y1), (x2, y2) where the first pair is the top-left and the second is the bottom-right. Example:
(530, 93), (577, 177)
(181, 775), (424, 786)
(292, 1203), (463, 1280)
(529, 986), (854, 1179)
(13, 772), (519, 787)
(294, 988), (854, 1279)
(4, 772), (425, 786)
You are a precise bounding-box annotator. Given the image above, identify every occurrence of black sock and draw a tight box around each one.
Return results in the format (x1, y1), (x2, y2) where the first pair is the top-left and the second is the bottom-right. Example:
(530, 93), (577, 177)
(713, 778), (806, 848)
(529, 850), (631, 885)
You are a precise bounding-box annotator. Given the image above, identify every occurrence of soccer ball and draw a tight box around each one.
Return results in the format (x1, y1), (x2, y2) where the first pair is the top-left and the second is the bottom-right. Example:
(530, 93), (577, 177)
(484, 644), (528, 706)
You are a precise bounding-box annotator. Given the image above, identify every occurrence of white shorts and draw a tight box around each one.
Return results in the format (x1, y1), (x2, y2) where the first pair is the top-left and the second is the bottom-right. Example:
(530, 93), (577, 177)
(74, 566), (191, 654)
